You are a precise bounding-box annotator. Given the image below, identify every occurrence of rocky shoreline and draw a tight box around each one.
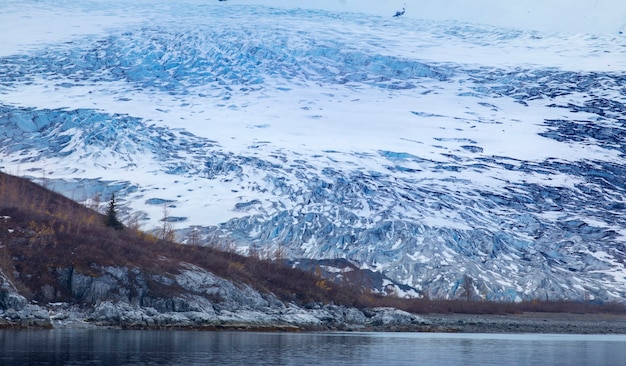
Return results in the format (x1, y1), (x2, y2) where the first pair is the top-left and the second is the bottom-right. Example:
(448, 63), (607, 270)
(2, 260), (625, 334)
(2, 301), (626, 334)
(0, 301), (429, 332)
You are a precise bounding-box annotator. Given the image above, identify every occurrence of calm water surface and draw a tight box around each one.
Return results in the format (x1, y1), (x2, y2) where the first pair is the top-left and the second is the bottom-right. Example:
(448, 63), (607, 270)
(1, 329), (625, 365)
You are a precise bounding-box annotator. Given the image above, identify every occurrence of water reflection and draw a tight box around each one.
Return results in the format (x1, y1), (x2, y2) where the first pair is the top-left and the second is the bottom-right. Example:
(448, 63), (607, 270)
(1, 330), (625, 365)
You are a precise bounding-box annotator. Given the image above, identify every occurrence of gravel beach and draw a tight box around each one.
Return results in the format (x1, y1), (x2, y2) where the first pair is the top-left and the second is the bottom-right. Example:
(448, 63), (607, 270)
(422, 313), (626, 334)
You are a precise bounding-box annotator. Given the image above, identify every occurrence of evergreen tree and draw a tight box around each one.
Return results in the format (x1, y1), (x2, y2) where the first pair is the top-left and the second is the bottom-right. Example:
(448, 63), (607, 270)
(104, 193), (124, 230)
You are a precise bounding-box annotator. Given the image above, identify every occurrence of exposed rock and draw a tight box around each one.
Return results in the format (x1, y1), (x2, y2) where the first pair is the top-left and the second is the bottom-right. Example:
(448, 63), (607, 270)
(173, 263), (272, 311)
(0, 270), (26, 311)
(0, 271), (52, 329)
(66, 266), (149, 305)
(365, 307), (429, 326)
(0, 260), (433, 331)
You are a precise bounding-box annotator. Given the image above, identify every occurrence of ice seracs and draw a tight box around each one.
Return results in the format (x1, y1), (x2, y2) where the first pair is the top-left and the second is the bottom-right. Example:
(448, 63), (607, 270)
(0, 0), (625, 303)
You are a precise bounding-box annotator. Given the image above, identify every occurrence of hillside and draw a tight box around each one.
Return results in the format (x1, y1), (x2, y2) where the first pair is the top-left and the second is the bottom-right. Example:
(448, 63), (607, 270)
(0, 170), (390, 329)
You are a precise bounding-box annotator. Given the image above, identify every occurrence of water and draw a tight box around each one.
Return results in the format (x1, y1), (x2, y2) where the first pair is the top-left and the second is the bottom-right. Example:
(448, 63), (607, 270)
(1, 330), (625, 365)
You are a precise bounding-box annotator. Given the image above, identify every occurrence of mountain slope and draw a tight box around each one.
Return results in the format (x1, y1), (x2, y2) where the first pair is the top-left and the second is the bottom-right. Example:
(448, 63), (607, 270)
(3, 170), (416, 330)
(1, 1), (625, 302)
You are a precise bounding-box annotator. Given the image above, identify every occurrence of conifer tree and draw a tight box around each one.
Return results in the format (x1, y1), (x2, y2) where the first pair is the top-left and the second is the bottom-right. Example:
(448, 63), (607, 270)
(104, 193), (124, 230)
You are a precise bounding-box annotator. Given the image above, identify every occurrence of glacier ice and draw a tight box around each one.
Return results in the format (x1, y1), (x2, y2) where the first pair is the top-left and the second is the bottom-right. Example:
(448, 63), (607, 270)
(1, 1), (626, 302)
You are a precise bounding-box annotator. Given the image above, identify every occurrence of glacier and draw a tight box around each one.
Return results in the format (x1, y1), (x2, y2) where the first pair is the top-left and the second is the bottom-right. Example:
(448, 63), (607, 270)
(1, 0), (626, 302)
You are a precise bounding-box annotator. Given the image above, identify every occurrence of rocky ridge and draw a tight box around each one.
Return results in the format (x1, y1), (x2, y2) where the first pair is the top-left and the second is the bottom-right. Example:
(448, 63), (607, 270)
(0, 264), (429, 331)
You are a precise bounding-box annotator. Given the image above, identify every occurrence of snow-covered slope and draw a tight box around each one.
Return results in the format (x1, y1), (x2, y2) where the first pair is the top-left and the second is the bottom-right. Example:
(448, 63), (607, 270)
(1, 0), (625, 302)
